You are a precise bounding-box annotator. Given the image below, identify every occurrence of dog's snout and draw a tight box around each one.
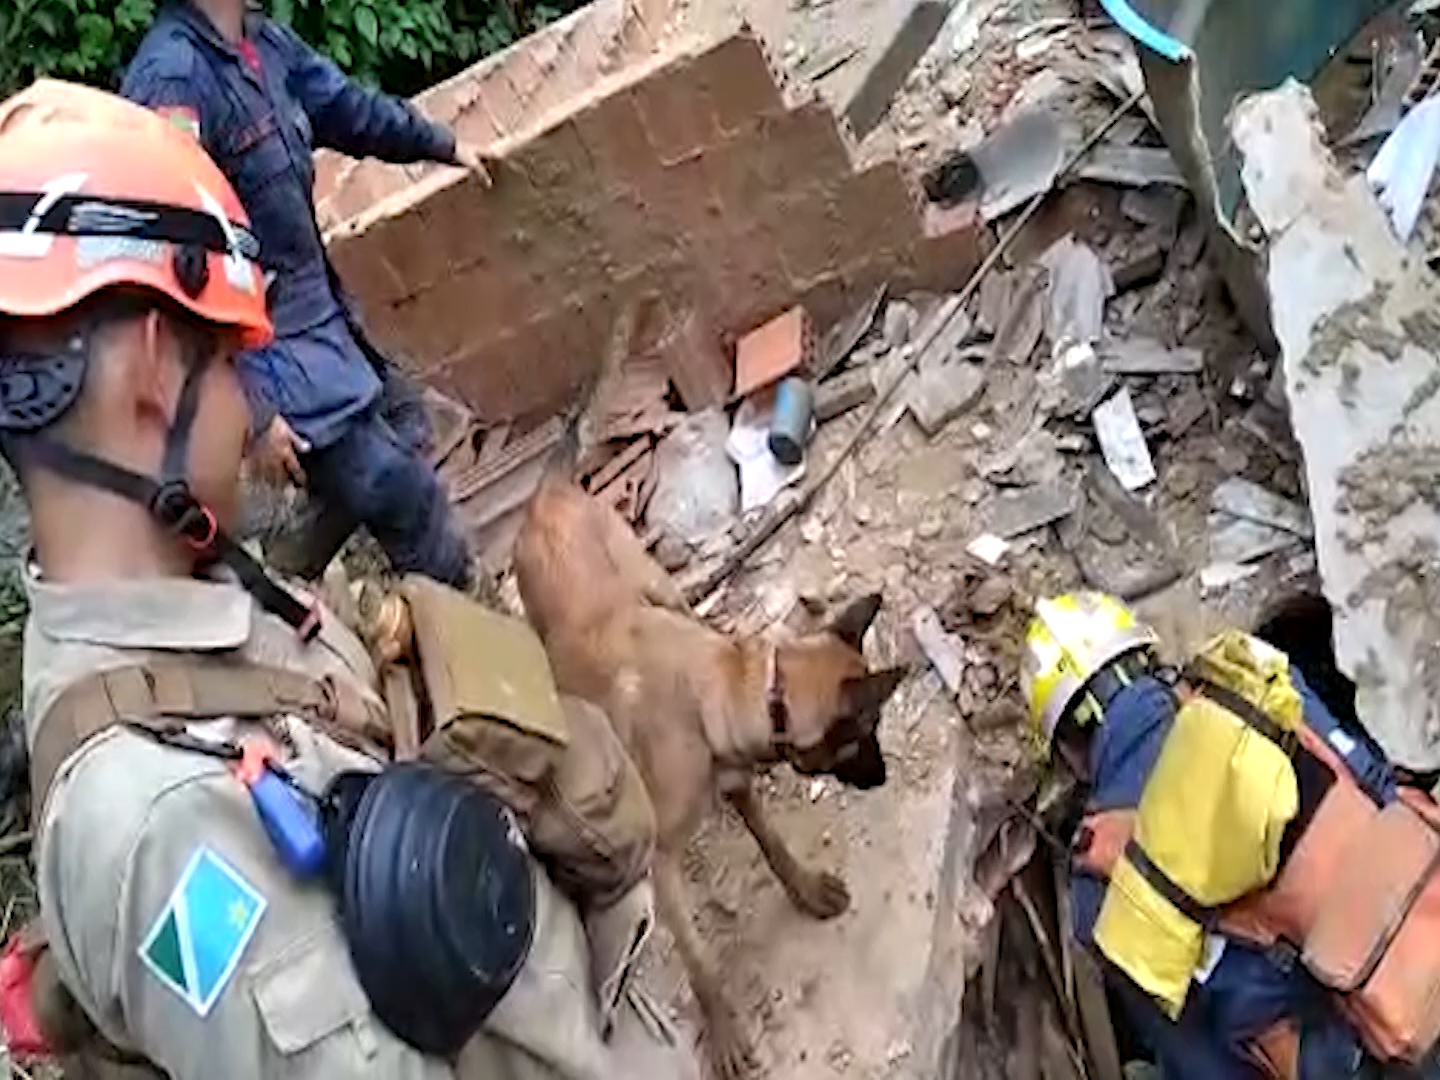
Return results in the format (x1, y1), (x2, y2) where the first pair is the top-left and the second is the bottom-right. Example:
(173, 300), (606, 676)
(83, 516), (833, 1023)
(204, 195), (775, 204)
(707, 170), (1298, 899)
(831, 735), (887, 789)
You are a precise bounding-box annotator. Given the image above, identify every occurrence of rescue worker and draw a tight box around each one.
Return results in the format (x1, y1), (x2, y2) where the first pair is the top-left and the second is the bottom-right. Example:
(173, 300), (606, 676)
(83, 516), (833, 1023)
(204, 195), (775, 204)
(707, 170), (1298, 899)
(121, 0), (482, 588)
(1022, 592), (1440, 1080)
(0, 81), (691, 1080)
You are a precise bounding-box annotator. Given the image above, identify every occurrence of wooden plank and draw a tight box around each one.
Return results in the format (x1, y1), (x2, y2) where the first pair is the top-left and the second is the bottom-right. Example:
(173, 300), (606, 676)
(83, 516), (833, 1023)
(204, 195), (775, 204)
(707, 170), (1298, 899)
(450, 417), (564, 505)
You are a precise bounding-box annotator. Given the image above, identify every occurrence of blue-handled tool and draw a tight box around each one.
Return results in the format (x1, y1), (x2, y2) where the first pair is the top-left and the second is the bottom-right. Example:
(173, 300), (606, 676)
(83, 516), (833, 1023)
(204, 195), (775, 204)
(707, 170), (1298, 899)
(123, 721), (329, 879)
(235, 742), (329, 880)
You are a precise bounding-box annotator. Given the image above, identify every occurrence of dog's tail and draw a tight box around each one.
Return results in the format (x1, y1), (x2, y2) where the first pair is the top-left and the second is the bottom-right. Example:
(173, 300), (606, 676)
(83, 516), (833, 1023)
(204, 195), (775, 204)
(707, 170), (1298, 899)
(546, 300), (640, 483)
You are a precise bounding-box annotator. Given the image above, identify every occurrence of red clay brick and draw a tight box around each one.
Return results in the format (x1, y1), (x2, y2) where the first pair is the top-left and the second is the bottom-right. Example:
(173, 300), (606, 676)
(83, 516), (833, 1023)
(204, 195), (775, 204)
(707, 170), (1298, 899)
(366, 207), (450, 299)
(797, 272), (852, 331)
(503, 119), (596, 197)
(911, 202), (988, 290)
(572, 89), (660, 193)
(689, 34), (785, 137)
(630, 55), (721, 166)
(764, 186), (850, 288)
(708, 103), (853, 219)
(434, 332), (523, 422)
(735, 306), (812, 397)
(696, 224), (793, 334)
(329, 231), (409, 306)
(649, 152), (728, 245)
(831, 162), (925, 258)
(323, 29), (962, 420)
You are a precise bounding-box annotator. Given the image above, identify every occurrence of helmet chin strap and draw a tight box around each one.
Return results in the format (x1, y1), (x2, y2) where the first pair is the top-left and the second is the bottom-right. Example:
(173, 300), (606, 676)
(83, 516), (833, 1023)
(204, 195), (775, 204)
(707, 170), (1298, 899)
(4, 344), (320, 640)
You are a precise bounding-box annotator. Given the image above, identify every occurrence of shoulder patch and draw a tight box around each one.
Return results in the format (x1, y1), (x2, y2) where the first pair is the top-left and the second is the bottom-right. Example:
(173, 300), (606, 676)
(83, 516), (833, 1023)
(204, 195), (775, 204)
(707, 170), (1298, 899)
(157, 106), (202, 142)
(139, 847), (267, 1017)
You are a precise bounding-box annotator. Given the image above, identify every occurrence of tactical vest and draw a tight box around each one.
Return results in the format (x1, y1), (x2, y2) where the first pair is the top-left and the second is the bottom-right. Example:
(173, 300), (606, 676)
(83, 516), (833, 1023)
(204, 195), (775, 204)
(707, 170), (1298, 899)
(1074, 632), (1440, 1069)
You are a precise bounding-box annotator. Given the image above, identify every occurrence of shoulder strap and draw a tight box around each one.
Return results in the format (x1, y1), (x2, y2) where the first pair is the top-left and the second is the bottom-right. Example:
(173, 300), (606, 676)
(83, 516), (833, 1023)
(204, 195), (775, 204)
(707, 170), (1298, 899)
(30, 658), (388, 817)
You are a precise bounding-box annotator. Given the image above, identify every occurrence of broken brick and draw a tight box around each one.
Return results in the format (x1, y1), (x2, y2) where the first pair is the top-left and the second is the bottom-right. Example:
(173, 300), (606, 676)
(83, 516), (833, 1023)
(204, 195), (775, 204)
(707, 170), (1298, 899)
(735, 307), (814, 398)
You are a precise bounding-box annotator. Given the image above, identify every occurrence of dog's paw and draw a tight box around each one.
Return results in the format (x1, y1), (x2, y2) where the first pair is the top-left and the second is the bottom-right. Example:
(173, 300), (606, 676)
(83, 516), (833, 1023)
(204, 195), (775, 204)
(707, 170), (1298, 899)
(703, 1003), (756, 1080)
(789, 870), (851, 920)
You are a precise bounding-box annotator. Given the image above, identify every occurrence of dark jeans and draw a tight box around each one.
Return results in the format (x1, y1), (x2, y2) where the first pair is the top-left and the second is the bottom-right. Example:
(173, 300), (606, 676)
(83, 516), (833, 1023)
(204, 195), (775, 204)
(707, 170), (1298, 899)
(276, 362), (472, 588)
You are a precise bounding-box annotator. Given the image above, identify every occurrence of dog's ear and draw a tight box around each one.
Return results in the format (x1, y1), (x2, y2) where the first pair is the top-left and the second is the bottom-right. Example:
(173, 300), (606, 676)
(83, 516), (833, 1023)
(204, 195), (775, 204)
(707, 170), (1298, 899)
(830, 594), (884, 650)
(843, 667), (908, 732)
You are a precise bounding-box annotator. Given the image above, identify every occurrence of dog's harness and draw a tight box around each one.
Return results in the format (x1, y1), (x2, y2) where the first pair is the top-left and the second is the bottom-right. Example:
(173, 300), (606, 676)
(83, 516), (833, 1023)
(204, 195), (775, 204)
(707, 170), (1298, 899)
(762, 644), (868, 775)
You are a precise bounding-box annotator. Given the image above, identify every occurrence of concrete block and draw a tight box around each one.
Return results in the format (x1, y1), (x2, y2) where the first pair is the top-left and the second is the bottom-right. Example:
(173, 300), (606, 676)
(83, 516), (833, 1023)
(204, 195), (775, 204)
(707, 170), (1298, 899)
(1234, 81), (1440, 768)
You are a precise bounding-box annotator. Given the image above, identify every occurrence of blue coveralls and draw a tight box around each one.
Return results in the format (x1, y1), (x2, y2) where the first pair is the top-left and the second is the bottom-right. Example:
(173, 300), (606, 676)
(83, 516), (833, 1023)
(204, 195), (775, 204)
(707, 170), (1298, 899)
(122, 2), (472, 587)
(1071, 674), (1409, 1080)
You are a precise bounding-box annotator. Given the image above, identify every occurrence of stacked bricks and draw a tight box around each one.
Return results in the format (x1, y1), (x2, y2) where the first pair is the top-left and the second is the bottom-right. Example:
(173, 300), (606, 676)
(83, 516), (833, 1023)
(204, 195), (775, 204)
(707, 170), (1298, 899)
(323, 25), (987, 426)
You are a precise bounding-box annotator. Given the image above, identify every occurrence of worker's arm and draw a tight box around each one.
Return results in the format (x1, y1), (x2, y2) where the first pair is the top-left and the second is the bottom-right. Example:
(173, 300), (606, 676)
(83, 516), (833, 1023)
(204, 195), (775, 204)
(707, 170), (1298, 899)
(271, 23), (457, 165)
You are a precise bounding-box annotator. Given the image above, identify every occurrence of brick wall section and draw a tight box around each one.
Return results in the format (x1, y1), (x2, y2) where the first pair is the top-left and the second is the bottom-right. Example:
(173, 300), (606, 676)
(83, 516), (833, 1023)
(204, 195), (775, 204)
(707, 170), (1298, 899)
(325, 30), (987, 425)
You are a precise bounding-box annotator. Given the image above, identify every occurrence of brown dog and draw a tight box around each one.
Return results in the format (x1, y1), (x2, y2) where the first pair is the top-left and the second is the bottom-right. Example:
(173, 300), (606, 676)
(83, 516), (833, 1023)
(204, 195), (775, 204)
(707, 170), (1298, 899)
(515, 474), (906, 1079)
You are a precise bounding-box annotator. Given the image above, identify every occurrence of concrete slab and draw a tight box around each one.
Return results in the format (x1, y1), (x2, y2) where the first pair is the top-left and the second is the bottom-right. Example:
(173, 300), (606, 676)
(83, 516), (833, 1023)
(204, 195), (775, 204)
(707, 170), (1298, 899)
(1234, 80), (1440, 768)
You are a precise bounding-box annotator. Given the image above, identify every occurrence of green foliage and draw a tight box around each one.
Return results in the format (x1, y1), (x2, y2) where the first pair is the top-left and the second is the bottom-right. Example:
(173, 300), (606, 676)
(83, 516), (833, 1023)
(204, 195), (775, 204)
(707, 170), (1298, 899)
(0, 0), (157, 100)
(0, 0), (581, 101)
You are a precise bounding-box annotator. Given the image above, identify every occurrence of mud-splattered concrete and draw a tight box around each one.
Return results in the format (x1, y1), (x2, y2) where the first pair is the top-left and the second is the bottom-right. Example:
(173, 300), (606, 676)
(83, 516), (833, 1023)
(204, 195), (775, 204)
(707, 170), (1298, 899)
(1235, 80), (1440, 769)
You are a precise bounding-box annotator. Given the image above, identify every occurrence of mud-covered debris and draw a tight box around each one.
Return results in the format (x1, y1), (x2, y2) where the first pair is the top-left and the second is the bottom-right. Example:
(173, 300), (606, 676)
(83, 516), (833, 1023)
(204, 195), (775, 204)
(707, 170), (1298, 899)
(910, 353), (987, 435)
(1165, 390), (1209, 440)
(653, 532), (692, 573)
(1111, 245), (1167, 295)
(992, 266), (1048, 366)
(990, 481), (1079, 539)
(1055, 343), (1115, 418)
(1210, 478), (1313, 539)
(817, 283), (887, 379)
(970, 576), (1016, 620)
(815, 367), (876, 422)
(1093, 387), (1155, 491)
(1208, 514), (1303, 566)
(1199, 561), (1262, 595)
(969, 533), (1012, 565)
(1121, 187), (1185, 234)
(883, 299), (919, 349)
(912, 605), (966, 695)
(1074, 143), (1187, 189)
(1040, 236), (1114, 352)
(978, 271), (1016, 337)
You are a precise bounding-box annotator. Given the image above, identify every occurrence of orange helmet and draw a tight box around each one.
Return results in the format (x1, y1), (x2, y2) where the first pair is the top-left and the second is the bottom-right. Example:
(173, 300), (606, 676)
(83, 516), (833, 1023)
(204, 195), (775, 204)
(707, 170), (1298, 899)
(0, 80), (272, 349)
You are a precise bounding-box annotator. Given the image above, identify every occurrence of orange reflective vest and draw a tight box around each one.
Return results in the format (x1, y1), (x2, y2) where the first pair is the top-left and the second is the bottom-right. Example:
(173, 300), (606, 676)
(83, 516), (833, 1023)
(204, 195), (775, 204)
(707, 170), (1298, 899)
(1076, 715), (1440, 1070)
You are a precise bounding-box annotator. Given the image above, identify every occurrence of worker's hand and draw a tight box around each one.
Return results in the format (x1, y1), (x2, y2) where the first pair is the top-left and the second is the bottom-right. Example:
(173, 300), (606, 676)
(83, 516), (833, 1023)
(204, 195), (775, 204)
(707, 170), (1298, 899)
(250, 415), (310, 488)
(454, 142), (497, 188)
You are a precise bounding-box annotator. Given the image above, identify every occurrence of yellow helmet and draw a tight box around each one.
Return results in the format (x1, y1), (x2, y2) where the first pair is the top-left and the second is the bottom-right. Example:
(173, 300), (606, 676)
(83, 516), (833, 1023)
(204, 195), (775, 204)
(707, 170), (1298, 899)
(1022, 592), (1159, 749)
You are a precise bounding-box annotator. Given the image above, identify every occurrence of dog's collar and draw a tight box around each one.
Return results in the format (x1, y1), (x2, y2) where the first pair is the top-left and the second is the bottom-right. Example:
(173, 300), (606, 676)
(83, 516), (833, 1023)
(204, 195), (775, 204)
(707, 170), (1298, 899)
(765, 644), (790, 747)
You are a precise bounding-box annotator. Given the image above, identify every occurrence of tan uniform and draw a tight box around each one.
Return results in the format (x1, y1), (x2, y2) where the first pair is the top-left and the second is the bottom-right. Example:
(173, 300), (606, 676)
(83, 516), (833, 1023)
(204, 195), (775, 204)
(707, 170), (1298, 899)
(24, 570), (694, 1080)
